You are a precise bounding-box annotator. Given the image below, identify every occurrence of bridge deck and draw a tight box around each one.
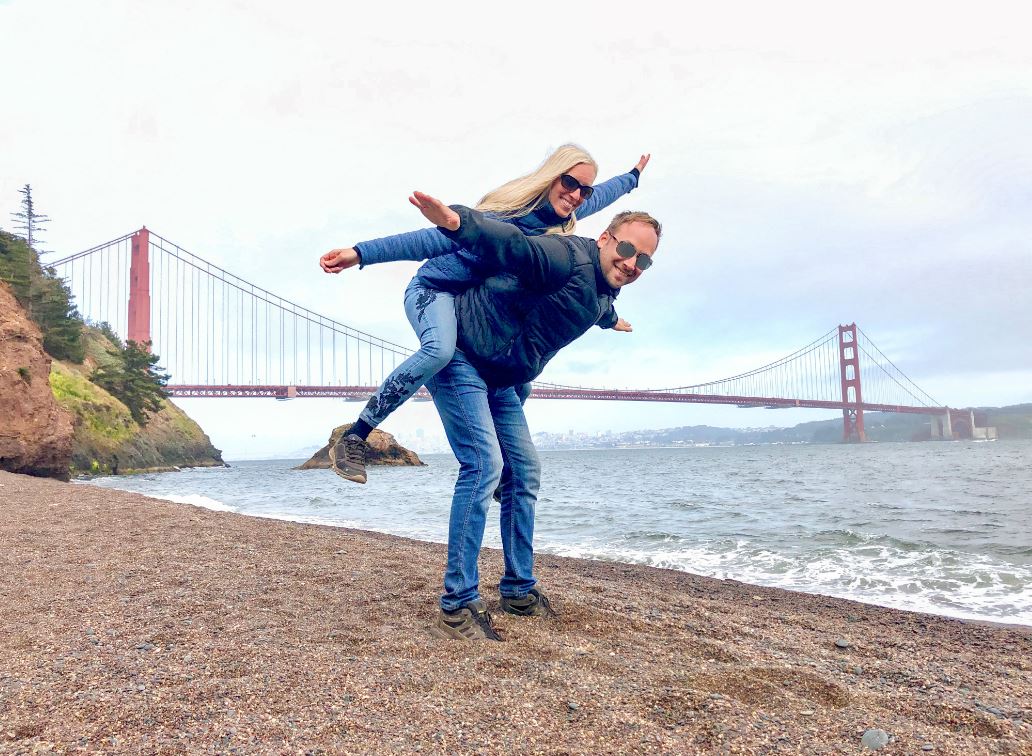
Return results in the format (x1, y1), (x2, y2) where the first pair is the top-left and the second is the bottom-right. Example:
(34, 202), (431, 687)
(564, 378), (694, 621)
(165, 385), (946, 415)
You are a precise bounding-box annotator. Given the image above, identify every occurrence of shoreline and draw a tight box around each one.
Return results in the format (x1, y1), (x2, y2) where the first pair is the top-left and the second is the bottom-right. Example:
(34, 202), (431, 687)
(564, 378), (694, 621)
(85, 469), (1032, 631)
(2, 469), (1030, 753)
(164, 503), (1032, 631)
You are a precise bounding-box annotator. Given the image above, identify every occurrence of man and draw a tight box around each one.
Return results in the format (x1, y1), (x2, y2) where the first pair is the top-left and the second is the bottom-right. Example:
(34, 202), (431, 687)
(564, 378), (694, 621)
(410, 192), (661, 641)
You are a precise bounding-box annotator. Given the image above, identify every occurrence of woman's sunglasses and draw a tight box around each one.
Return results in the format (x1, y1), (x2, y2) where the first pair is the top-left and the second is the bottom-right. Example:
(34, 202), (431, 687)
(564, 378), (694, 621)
(614, 238), (653, 271)
(559, 174), (595, 200)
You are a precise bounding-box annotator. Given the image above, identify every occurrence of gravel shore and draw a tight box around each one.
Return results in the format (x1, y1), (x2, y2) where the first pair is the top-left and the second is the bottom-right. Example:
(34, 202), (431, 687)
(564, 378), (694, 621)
(1, 470), (1029, 754)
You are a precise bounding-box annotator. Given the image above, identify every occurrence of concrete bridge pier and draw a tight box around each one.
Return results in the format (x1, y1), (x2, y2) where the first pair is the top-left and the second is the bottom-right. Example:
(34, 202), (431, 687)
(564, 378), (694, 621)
(929, 410), (953, 440)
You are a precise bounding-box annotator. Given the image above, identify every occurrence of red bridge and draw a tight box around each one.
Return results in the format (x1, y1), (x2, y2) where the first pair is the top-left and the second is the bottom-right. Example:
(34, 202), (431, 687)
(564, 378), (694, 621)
(51, 228), (964, 442)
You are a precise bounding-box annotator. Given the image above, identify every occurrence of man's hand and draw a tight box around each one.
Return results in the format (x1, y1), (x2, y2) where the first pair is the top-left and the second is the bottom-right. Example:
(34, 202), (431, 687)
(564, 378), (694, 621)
(320, 248), (360, 274)
(614, 318), (633, 332)
(635, 154), (651, 174)
(409, 191), (460, 231)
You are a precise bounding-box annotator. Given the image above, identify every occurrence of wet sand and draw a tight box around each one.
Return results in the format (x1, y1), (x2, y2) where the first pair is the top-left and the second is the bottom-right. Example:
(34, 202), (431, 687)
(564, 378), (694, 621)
(1, 470), (1029, 754)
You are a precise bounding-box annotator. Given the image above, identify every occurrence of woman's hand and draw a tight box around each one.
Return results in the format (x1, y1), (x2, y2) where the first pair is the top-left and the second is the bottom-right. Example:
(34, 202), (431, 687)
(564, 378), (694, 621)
(320, 248), (360, 274)
(614, 318), (633, 333)
(635, 154), (651, 174)
(409, 191), (460, 231)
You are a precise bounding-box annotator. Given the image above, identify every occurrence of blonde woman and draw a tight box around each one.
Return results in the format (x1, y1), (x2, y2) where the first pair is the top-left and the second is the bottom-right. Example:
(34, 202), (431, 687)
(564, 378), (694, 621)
(319, 145), (650, 483)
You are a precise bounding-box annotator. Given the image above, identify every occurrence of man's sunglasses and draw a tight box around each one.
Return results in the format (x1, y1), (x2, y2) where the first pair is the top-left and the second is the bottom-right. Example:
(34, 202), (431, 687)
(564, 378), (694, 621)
(559, 173), (595, 200)
(614, 238), (653, 271)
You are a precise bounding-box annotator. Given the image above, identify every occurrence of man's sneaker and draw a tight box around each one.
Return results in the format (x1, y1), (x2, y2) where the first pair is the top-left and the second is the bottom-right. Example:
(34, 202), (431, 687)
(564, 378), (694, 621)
(329, 433), (368, 484)
(430, 599), (502, 641)
(500, 586), (557, 618)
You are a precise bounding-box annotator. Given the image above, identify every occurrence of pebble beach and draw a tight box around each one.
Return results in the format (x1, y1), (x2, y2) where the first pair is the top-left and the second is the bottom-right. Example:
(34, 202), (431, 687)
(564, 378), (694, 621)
(1, 469), (1030, 754)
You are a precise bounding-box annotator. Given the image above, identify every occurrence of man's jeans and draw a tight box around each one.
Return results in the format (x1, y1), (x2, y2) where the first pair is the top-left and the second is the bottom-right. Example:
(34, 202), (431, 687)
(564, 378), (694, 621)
(426, 349), (541, 612)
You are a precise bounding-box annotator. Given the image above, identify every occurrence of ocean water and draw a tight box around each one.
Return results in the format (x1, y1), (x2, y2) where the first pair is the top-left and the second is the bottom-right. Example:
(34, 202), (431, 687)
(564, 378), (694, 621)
(83, 440), (1032, 625)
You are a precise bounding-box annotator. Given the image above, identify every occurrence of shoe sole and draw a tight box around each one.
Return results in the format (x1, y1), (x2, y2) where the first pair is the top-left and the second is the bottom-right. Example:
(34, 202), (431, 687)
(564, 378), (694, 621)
(427, 625), (500, 641)
(500, 606), (557, 618)
(328, 444), (367, 484)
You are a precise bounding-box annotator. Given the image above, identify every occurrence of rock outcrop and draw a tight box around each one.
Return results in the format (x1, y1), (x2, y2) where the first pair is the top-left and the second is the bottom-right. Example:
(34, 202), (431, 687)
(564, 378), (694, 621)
(297, 423), (424, 469)
(0, 282), (74, 480)
(51, 329), (224, 476)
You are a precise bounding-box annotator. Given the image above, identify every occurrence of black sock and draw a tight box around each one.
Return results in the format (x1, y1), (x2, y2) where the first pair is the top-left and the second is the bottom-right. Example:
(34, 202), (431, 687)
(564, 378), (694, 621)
(349, 418), (374, 441)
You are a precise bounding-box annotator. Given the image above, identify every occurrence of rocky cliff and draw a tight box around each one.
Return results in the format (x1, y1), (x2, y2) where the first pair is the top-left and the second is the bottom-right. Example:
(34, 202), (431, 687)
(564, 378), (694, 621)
(297, 423), (424, 469)
(51, 328), (224, 476)
(0, 282), (74, 479)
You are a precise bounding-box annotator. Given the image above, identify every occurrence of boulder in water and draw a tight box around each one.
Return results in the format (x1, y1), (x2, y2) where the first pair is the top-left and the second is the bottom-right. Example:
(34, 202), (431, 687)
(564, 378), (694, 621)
(296, 423), (424, 469)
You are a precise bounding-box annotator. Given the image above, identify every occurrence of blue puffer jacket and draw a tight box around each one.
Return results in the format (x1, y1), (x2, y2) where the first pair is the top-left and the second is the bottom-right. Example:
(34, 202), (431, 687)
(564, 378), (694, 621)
(354, 170), (639, 302)
(440, 206), (620, 388)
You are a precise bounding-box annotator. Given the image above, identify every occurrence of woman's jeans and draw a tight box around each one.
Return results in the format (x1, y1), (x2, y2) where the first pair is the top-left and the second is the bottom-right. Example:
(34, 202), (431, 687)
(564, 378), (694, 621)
(426, 348), (541, 611)
(358, 277), (532, 428)
(359, 278), (456, 428)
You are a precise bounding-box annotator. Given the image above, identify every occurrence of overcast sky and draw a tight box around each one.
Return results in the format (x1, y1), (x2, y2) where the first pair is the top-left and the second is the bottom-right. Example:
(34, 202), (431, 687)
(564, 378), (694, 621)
(2, 0), (1030, 458)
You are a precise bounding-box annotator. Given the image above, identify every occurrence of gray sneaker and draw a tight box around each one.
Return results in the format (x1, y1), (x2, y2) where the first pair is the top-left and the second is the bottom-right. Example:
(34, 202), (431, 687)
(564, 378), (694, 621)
(329, 433), (368, 484)
(500, 586), (557, 618)
(430, 600), (502, 641)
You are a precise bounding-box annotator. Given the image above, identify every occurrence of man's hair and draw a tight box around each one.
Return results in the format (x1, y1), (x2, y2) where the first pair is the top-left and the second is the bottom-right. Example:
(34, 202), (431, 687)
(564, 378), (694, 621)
(606, 211), (662, 243)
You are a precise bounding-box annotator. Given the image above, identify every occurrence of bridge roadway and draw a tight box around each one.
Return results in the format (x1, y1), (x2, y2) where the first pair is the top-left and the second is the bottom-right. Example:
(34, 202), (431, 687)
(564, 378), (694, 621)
(165, 385), (946, 416)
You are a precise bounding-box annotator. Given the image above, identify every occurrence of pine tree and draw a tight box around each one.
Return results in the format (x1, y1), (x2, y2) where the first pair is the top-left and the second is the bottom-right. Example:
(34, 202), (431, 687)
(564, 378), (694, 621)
(0, 230), (85, 362)
(92, 340), (170, 426)
(10, 184), (51, 250)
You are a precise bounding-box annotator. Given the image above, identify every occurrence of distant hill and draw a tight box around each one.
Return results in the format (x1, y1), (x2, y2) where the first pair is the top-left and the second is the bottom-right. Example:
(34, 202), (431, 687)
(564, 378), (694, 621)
(533, 404), (1032, 449)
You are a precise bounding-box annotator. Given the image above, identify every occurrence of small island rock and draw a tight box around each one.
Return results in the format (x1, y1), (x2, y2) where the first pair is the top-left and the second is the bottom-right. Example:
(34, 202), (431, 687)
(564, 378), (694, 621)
(296, 423), (424, 470)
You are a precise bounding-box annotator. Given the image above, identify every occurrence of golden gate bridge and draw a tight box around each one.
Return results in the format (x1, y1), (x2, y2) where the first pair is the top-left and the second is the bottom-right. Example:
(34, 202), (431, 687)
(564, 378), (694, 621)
(50, 228), (963, 442)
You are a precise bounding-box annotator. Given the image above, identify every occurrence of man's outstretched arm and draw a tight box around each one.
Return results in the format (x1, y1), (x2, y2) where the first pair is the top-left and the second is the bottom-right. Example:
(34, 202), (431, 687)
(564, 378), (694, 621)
(409, 191), (572, 292)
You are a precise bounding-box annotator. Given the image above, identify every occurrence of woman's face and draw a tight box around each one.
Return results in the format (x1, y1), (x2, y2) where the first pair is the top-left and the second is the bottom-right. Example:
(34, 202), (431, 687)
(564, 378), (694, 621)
(548, 162), (597, 217)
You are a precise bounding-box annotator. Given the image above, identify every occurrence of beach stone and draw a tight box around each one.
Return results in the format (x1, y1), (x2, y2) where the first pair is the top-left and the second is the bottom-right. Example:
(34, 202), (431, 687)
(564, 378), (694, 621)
(567, 701), (579, 711)
(835, 638), (852, 649)
(921, 745), (935, 752)
(861, 729), (890, 750)
(987, 707), (1004, 717)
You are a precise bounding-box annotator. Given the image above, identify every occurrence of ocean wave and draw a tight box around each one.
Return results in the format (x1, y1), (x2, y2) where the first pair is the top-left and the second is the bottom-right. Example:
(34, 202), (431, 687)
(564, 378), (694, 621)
(537, 536), (1032, 625)
(158, 493), (236, 512)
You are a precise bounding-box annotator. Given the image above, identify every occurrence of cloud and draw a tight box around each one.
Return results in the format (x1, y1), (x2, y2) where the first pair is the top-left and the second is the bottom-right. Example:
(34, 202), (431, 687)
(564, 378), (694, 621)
(3, 0), (1031, 455)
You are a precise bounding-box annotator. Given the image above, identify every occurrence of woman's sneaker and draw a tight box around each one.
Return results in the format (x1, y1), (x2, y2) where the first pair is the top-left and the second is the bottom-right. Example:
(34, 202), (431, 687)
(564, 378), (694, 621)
(500, 586), (557, 618)
(430, 600), (502, 641)
(329, 433), (368, 484)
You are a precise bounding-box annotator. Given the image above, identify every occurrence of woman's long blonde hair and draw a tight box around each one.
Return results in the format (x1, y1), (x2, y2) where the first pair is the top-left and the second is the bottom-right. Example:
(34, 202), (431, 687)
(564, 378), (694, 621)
(474, 144), (598, 235)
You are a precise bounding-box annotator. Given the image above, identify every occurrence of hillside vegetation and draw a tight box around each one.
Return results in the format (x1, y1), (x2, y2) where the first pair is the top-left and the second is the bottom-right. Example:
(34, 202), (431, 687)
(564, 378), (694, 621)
(51, 327), (223, 475)
(2, 228), (222, 476)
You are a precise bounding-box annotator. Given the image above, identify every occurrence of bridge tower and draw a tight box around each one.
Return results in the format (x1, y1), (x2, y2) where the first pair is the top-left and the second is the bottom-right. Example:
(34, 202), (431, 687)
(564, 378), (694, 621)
(838, 323), (866, 442)
(127, 227), (151, 346)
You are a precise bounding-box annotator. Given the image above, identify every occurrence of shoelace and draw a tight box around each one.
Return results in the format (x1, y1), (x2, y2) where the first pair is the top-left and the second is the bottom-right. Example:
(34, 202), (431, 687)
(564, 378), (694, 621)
(472, 608), (502, 640)
(344, 437), (367, 466)
(536, 593), (554, 613)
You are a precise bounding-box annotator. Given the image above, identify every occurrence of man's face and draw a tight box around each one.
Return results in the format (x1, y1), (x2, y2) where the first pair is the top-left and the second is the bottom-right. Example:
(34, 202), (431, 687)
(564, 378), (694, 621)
(597, 221), (659, 289)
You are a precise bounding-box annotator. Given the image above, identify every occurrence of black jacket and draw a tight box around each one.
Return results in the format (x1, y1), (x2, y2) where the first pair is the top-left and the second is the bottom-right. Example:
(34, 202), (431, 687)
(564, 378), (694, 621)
(441, 206), (619, 388)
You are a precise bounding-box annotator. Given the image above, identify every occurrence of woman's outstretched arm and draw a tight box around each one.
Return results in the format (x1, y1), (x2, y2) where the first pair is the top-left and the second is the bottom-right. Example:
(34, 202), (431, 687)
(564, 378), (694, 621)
(319, 225), (464, 274)
(576, 153), (650, 221)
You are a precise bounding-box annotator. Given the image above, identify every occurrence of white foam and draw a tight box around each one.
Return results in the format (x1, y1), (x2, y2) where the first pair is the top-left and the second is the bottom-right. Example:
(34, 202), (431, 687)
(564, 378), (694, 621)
(537, 537), (1032, 625)
(158, 493), (237, 513)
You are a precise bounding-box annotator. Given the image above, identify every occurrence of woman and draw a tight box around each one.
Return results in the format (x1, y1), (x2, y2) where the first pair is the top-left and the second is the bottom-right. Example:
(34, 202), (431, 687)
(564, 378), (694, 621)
(319, 144), (650, 483)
